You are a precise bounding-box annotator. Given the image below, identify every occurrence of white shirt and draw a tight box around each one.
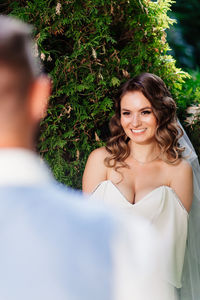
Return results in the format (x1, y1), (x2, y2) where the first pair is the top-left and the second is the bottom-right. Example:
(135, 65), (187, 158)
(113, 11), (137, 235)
(0, 148), (53, 186)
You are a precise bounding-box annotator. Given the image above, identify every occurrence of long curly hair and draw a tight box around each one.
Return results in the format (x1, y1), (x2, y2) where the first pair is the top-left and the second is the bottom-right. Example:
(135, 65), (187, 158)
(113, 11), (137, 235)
(105, 73), (184, 170)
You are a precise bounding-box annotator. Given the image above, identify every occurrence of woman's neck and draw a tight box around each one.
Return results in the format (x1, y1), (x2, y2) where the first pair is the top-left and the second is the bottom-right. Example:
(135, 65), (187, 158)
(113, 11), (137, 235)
(129, 140), (161, 164)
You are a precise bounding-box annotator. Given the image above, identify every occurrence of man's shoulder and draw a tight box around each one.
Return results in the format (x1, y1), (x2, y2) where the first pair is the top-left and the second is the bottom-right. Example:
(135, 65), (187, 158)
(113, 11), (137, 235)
(0, 183), (115, 300)
(0, 182), (116, 237)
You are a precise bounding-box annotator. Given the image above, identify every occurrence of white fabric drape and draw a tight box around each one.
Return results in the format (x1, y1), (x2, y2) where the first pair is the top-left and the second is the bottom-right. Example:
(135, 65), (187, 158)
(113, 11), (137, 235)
(178, 123), (200, 300)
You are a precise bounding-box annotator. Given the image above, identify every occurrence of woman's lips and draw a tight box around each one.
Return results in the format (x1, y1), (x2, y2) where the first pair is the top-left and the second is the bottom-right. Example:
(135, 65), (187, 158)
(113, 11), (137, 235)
(131, 128), (146, 134)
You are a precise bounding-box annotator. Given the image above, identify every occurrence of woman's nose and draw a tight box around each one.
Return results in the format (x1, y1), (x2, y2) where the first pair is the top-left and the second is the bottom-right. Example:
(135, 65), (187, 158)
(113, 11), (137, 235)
(131, 114), (141, 127)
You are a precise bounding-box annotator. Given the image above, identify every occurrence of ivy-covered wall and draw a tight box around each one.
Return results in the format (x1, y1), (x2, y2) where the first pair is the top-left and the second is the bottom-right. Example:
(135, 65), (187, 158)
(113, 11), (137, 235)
(3, 0), (191, 189)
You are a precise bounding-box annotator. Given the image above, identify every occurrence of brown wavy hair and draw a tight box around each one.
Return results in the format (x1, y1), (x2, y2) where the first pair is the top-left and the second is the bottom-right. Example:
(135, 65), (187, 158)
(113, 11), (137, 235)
(105, 73), (184, 170)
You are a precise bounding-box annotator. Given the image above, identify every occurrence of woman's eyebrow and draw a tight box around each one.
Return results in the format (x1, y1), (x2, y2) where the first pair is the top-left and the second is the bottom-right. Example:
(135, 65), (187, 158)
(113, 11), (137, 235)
(121, 106), (152, 111)
(139, 106), (152, 111)
(121, 108), (131, 111)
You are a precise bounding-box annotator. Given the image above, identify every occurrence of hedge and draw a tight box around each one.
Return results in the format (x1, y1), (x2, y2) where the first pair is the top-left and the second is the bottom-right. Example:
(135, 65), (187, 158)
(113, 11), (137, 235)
(3, 0), (191, 189)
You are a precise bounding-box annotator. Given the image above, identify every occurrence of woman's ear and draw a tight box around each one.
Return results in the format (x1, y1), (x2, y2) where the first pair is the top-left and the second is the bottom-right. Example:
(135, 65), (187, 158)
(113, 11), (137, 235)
(28, 75), (51, 122)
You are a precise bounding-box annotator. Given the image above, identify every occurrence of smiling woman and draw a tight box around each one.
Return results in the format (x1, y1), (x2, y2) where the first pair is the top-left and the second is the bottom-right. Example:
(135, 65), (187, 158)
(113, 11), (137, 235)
(120, 91), (158, 147)
(82, 73), (192, 208)
(82, 72), (194, 299)
(106, 73), (184, 169)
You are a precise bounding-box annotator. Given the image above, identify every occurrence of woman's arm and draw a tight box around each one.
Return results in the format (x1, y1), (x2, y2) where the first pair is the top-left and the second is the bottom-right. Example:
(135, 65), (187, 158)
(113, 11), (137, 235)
(170, 159), (193, 213)
(82, 147), (108, 194)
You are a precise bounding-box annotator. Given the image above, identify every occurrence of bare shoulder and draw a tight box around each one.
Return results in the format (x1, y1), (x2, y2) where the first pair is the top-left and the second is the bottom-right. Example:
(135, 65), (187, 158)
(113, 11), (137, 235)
(82, 147), (110, 194)
(169, 158), (193, 179)
(168, 158), (193, 212)
(87, 146), (110, 162)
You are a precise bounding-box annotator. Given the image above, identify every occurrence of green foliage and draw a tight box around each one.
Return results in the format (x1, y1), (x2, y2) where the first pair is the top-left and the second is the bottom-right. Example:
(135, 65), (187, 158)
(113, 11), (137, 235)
(178, 69), (200, 157)
(186, 119), (200, 160)
(177, 69), (200, 120)
(4, 0), (190, 189)
(167, 0), (200, 69)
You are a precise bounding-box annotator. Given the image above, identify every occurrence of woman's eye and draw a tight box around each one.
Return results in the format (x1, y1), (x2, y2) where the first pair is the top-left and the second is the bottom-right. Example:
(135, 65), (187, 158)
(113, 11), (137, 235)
(122, 112), (130, 116)
(141, 110), (151, 115)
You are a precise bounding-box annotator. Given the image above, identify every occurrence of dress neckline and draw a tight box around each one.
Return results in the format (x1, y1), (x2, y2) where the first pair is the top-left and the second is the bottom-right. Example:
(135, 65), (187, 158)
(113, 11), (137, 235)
(93, 180), (188, 215)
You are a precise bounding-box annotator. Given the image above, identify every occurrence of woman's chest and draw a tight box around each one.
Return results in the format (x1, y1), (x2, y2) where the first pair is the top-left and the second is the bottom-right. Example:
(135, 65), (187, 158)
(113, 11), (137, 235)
(107, 163), (170, 204)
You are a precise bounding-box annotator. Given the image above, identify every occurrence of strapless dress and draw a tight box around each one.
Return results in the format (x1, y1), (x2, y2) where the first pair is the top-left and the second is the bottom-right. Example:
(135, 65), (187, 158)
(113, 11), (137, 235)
(90, 180), (189, 299)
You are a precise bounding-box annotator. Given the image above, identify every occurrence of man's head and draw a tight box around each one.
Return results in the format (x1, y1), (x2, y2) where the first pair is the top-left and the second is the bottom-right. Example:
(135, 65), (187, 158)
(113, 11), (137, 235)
(0, 15), (50, 149)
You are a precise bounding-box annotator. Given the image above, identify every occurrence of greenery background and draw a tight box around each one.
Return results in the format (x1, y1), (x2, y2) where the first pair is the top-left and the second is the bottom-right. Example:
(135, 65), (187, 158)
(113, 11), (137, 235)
(1, 0), (199, 189)
(167, 0), (200, 165)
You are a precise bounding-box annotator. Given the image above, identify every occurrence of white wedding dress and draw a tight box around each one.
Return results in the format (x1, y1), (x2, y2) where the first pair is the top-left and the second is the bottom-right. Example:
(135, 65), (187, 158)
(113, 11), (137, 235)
(90, 180), (189, 299)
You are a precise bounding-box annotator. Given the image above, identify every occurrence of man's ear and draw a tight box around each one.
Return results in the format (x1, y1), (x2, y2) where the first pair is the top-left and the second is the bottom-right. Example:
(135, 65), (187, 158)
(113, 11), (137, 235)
(28, 75), (51, 122)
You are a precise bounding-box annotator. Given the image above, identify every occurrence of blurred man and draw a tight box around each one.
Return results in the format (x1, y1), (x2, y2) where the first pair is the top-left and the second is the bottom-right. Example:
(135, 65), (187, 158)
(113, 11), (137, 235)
(0, 15), (167, 300)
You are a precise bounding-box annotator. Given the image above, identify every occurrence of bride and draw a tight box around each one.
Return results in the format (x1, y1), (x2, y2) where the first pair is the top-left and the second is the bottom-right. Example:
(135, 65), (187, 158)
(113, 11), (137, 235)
(82, 73), (196, 299)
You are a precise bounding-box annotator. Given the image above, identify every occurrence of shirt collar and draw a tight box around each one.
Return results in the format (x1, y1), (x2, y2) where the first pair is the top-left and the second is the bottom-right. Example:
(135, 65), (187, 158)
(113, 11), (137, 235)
(0, 148), (54, 186)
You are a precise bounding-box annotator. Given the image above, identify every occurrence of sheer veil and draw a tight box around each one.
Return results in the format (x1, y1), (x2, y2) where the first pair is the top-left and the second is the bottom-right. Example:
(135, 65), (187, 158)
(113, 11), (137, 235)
(178, 122), (200, 300)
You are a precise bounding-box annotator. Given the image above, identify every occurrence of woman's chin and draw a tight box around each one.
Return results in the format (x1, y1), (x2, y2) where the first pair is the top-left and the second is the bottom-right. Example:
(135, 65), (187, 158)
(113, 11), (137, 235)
(129, 136), (156, 145)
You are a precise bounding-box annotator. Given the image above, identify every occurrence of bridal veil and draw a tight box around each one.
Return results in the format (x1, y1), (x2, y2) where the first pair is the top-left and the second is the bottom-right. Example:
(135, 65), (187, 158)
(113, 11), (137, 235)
(178, 122), (200, 300)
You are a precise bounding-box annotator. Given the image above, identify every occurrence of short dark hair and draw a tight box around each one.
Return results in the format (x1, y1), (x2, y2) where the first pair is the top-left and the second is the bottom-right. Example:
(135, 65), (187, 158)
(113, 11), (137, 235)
(0, 15), (41, 98)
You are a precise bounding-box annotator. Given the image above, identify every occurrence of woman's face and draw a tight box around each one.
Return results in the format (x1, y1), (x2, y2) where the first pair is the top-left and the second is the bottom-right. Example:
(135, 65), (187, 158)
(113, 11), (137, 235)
(120, 90), (158, 145)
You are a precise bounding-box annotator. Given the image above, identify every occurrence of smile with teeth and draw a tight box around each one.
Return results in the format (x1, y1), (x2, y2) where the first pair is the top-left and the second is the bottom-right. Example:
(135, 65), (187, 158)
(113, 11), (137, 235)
(131, 128), (146, 133)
